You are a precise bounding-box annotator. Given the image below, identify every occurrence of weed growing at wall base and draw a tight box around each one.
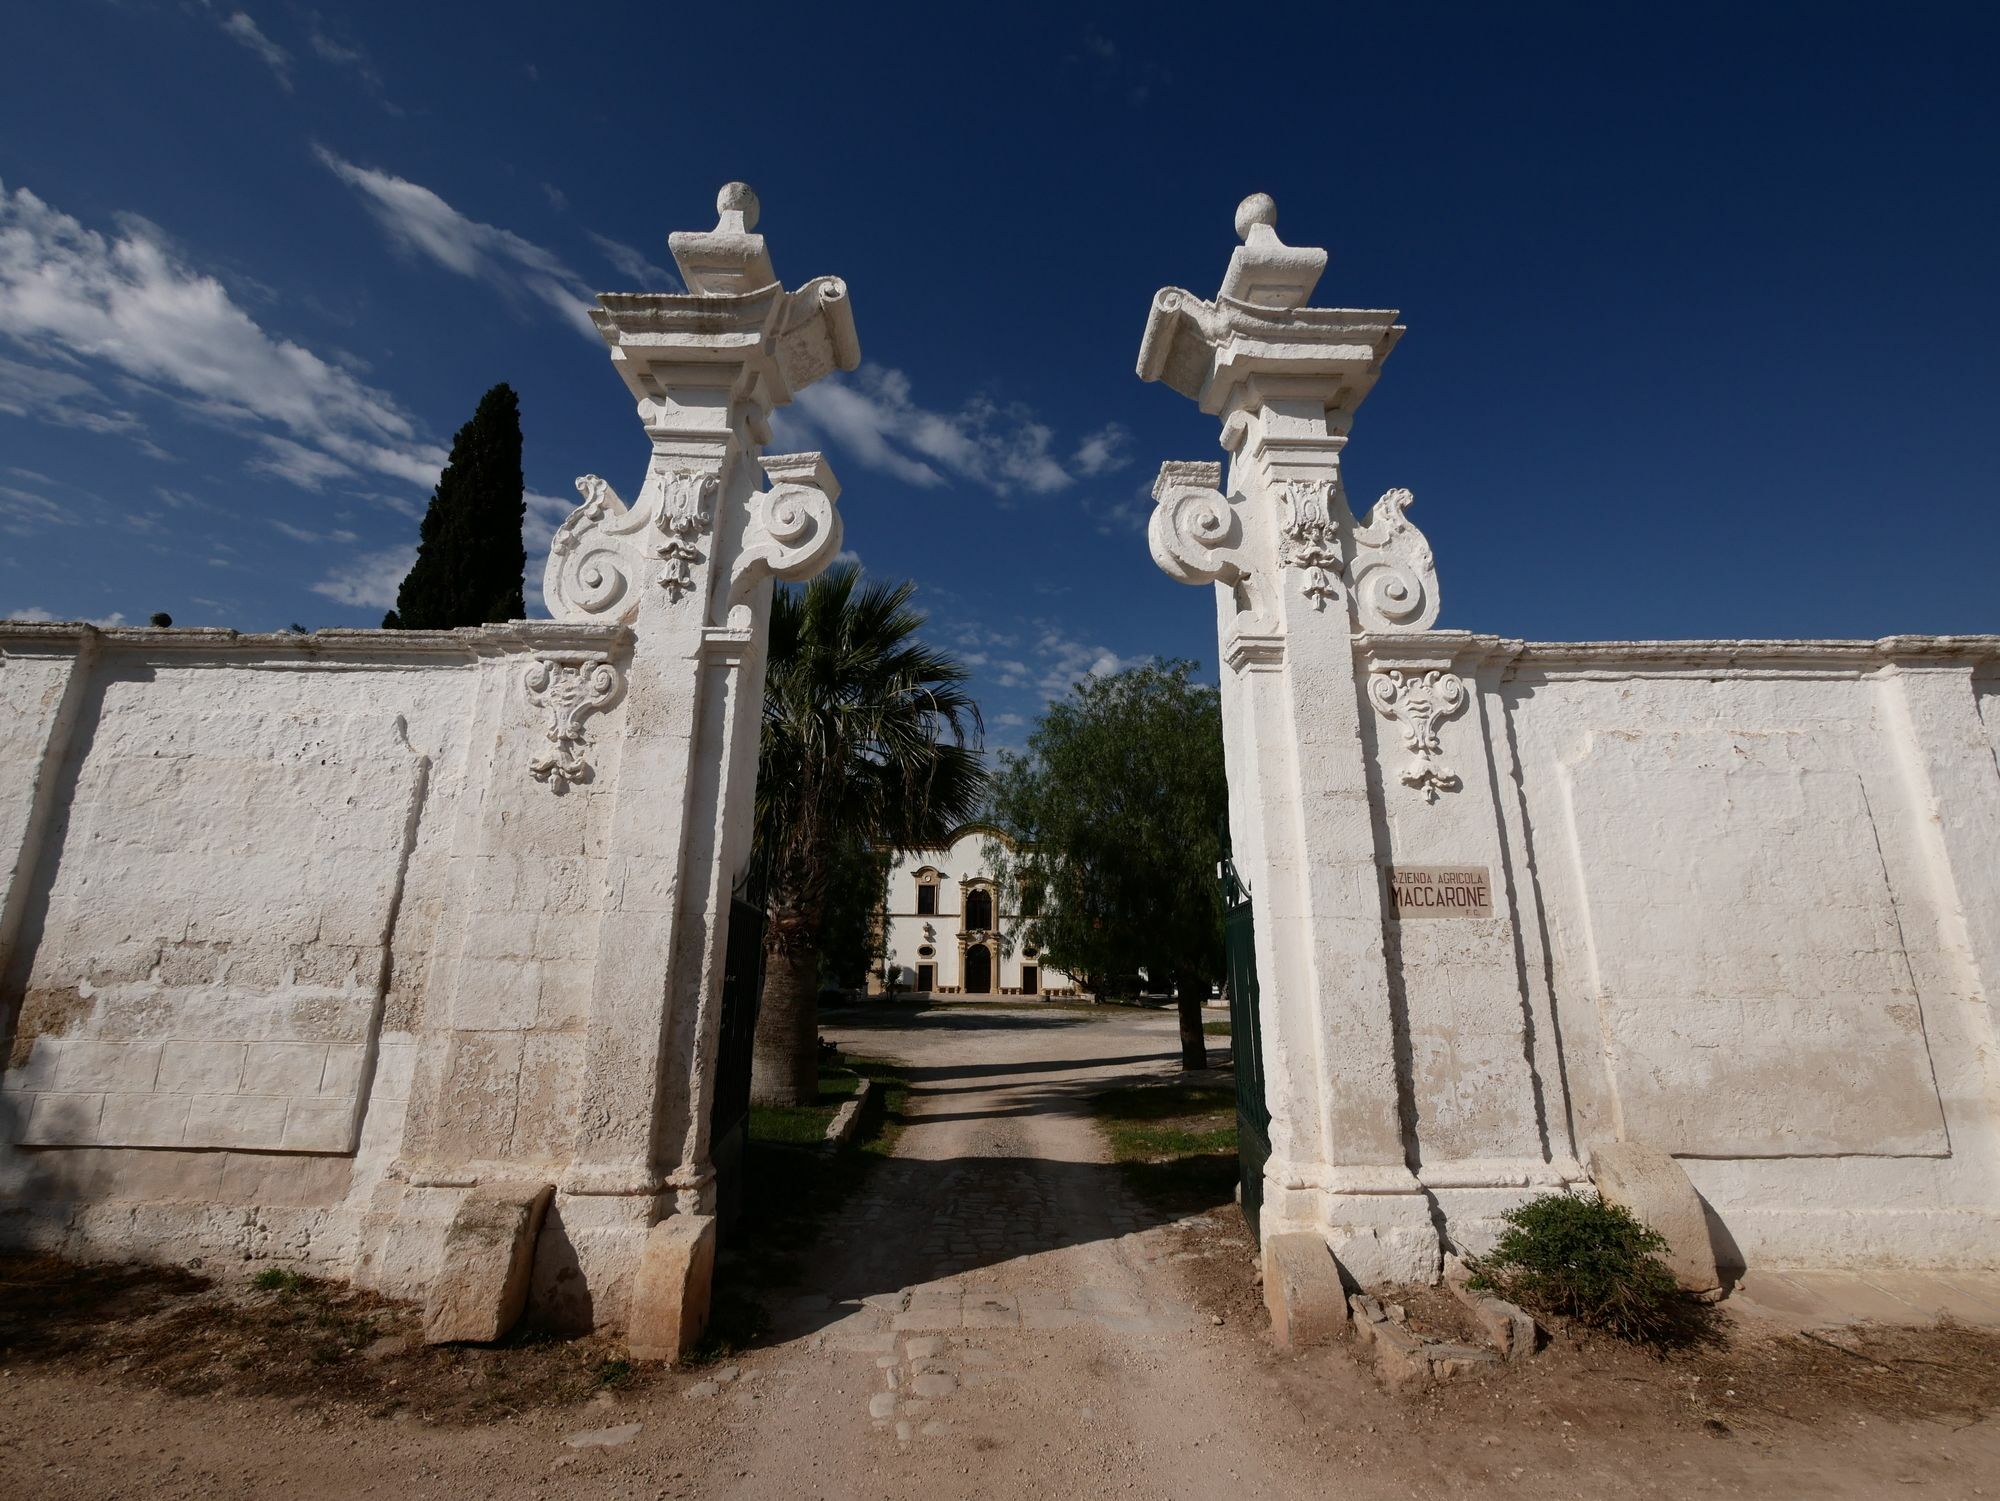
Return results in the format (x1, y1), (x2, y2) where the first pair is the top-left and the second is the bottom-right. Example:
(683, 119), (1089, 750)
(1467, 1192), (1717, 1350)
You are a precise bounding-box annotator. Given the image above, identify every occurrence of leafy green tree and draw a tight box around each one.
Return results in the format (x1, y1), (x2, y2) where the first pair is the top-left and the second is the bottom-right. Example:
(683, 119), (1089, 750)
(749, 565), (986, 1106)
(988, 660), (1226, 1069)
(382, 383), (525, 629)
(815, 833), (891, 993)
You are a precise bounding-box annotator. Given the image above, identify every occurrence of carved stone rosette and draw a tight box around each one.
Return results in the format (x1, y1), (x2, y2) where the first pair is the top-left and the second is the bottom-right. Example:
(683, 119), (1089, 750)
(523, 652), (622, 792)
(1367, 667), (1467, 802)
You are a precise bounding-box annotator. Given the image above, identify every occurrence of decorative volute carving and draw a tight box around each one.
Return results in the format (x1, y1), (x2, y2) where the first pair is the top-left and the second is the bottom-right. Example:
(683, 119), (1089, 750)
(1137, 194), (1446, 641)
(727, 452), (844, 612)
(1148, 460), (1244, 587)
(541, 182), (860, 628)
(1350, 487), (1440, 633)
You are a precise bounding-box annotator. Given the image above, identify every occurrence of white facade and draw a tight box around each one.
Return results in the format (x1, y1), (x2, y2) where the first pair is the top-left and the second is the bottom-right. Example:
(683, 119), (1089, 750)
(875, 827), (1084, 998)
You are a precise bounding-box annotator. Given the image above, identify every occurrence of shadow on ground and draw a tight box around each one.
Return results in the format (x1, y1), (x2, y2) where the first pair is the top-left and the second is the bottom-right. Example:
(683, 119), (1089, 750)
(708, 1006), (1239, 1352)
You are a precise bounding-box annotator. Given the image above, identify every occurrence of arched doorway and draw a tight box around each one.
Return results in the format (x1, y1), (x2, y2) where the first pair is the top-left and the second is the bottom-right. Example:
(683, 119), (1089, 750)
(963, 943), (992, 994)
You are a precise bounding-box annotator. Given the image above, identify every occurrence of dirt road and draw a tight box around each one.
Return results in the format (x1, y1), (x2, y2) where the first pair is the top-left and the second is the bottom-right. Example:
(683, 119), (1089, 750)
(5, 1003), (1998, 1500)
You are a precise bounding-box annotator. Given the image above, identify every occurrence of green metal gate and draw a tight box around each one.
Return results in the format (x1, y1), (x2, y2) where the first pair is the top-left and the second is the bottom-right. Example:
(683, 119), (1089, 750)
(1222, 848), (1269, 1243)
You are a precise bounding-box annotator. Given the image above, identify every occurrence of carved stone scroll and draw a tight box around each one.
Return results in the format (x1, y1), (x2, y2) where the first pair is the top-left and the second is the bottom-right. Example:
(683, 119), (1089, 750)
(1148, 460), (1245, 587)
(523, 652), (623, 793)
(726, 452), (844, 613)
(543, 465), (720, 622)
(1349, 487), (1439, 633)
(1367, 667), (1467, 802)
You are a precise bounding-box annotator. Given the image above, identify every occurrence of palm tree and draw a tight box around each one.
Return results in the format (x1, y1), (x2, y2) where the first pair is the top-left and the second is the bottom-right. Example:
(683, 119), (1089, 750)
(748, 565), (986, 1106)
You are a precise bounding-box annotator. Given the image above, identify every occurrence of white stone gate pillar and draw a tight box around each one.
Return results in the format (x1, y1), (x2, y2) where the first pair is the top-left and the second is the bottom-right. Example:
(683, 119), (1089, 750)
(380, 185), (856, 1343)
(545, 185), (856, 1338)
(1138, 195), (1443, 1282)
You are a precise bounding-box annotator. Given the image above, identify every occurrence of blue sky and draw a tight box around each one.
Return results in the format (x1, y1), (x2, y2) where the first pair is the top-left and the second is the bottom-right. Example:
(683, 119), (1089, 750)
(2, 3), (1995, 751)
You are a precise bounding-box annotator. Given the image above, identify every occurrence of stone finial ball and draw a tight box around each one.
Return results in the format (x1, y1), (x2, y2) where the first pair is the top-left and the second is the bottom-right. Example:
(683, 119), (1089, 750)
(717, 181), (760, 231)
(1235, 192), (1278, 242)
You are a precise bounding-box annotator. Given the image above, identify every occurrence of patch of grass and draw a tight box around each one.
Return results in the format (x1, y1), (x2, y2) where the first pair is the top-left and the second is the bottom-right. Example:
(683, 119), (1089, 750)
(745, 1060), (868, 1144)
(1467, 1191), (1722, 1350)
(594, 1356), (634, 1389)
(251, 1266), (304, 1293)
(1093, 1081), (1239, 1213)
(1202, 1020), (1231, 1036)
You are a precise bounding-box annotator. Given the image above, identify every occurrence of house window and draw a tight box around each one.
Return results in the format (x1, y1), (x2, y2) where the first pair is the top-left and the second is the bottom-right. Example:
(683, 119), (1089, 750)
(964, 887), (993, 930)
(1022, 965), (1039, 995)
(917, 944), (935, 959)
(917, 882), (937, 915)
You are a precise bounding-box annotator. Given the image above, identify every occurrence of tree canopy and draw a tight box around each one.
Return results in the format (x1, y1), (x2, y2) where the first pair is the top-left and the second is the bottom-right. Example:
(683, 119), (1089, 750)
(988, 659), (1227, 1067)
(383, 382), (525, 630)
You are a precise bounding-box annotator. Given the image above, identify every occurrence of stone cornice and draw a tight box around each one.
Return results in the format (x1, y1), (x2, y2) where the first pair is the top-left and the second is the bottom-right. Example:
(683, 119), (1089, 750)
(1354, 631), (2000, 678)
(0, 620), (630, 663)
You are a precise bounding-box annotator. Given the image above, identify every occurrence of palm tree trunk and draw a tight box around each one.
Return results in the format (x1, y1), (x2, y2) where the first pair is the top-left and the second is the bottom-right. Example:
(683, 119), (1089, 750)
(750, 929), (819, 1107)
(1176, 973), (1210, 1071)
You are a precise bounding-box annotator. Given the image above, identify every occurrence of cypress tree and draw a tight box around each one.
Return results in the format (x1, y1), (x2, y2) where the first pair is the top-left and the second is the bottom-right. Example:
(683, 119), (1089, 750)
(382, 383), (527, 629)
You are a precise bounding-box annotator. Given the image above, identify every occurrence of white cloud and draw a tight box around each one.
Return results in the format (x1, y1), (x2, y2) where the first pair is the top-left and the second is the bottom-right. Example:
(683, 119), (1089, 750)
(4, 605), (126, 627)
(270, 518), (356, 545)
(218, 10), (293, 90)
(518, 489), (577, 615)
(0, 354), (142, 435)
(1085, 492), (1150, 537)
(587, 232), (674, 289)
(949, 615), (1130, 701)
(1034, 625), (1129, 699)
(783, 364), (1078, 498)
(0, 178), (445, 492)
(0, 483), (79, 536)
(317, 148), (598, 340)
(1071, 423), (1130, 477)
(310, 544), (414, 610)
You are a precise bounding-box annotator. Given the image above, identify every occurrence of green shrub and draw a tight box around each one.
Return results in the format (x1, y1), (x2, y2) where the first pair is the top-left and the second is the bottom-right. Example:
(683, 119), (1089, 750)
(1467, 1192), (1703, 1347)
(251, 1267), (303, 1293)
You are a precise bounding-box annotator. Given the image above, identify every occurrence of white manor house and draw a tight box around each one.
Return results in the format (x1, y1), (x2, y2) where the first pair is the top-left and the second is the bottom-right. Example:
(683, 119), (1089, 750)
(872, 826), (1085, 999)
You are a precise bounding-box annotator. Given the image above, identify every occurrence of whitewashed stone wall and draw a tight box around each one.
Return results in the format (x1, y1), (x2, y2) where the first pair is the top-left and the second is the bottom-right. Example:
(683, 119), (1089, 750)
(0, 620), (627, 1277)
(1361, 634), (2000, 1270)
